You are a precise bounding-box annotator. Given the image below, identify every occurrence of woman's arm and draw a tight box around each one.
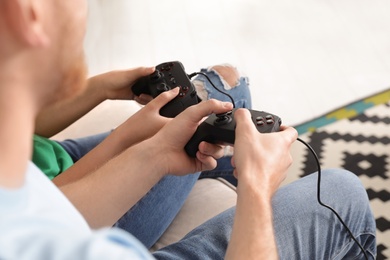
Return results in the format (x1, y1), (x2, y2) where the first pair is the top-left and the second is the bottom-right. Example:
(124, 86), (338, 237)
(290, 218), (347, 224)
(35, 67), (154, 137)
(52, 88), (178, 186)
(58, 99), (234, 229)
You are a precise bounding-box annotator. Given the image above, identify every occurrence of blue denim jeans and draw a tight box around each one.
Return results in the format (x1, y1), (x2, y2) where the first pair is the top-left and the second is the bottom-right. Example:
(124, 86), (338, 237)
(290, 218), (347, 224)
(152, 170), (376, 259)
(58, 67), (251, 248)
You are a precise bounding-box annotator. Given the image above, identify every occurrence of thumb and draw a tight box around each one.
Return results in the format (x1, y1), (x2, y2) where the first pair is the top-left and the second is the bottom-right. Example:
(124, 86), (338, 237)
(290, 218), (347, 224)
(129, 66), (155, 81)
(234, 108), (253, 130)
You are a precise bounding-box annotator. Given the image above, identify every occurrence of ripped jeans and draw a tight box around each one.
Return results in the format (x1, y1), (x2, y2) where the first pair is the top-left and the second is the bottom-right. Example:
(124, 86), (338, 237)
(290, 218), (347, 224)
(58, 65), (252, 248)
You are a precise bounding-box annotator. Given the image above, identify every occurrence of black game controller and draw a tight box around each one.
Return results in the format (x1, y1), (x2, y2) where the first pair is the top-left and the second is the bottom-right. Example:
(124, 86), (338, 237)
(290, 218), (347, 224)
(132, 61), (200, 117)
(185, 108), (282, 157)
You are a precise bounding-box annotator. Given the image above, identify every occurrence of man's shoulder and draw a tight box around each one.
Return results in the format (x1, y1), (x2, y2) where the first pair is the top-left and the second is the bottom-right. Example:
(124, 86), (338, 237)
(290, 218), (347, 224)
(0, 162), (154, 260)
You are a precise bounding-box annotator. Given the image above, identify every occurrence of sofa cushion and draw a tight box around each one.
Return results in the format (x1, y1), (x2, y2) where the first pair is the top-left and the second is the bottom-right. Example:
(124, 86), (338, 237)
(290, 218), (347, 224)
(150, 177), (237, 252)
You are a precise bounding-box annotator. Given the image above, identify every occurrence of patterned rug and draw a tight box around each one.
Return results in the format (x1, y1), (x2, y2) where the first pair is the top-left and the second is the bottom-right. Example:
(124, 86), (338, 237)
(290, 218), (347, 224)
(286, 89), (390, 259)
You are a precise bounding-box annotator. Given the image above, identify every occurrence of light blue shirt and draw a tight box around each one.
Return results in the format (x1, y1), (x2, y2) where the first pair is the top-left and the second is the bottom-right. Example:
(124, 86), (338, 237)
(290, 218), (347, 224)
(0, 162), (155, 260)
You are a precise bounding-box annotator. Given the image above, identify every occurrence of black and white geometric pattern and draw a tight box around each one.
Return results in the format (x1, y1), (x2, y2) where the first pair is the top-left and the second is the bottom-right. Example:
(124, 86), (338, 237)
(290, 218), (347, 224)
(287, 102), (390, 259)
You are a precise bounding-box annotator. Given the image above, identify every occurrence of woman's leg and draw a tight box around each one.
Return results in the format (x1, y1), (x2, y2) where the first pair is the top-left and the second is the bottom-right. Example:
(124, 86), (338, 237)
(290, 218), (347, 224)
(152, 169), (376, 259)
(192, 64), (252, 109)
(57, 131), (111, 162)
(194, 65), (252, 186)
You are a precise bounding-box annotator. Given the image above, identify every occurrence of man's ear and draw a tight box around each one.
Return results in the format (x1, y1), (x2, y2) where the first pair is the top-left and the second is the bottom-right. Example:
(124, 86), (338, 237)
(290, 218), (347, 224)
(2, 0), (49, 47)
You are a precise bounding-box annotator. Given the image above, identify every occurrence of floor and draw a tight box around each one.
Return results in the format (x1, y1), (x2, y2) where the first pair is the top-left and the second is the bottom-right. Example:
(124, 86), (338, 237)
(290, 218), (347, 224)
(84, 0), (390, 126)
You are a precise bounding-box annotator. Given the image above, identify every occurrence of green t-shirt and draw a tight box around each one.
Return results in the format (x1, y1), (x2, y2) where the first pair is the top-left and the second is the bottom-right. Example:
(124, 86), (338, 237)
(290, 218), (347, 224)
(32, 135), (74, 180)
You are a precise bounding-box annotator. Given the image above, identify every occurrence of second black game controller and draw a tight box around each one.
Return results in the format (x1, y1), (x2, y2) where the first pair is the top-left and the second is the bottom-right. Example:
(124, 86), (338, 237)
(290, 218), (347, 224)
(132, 61), (200, 117)
(185, 108), (282, 157)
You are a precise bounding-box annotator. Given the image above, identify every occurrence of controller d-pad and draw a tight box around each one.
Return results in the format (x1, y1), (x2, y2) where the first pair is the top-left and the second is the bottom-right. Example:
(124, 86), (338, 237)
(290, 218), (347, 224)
(157, 83), (170, 93)
(151, 70), (163, 81)
(214, 115), (232, 126)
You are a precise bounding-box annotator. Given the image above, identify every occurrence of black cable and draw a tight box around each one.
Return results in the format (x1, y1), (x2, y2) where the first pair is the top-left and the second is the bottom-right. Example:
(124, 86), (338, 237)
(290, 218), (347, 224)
(188, 71), (369, 258)
(188, 72), (236, 108)
(297, 137), (369, 260)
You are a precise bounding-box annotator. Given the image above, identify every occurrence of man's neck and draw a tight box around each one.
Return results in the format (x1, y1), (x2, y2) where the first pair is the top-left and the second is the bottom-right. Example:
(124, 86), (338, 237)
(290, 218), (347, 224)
(0, 85), (38, 189)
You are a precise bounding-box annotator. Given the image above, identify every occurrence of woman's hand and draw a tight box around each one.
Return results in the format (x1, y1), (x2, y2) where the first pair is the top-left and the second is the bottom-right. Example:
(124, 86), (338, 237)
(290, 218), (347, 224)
(35, 67), (155, 137)
(88, 66), (154, 104)
(112, 87), (180, 148)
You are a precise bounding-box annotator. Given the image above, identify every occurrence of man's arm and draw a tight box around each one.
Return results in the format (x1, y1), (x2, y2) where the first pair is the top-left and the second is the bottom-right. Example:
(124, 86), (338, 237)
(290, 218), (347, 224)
(225, 109), (298, 259)
(35, 67), (154, 137)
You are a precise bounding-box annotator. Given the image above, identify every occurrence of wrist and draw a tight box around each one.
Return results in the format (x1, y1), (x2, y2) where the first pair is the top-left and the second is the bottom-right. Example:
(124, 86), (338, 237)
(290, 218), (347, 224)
(236, 176), (274, 203)
(129, 139), (168, 179)
(85, 76), (107, 104)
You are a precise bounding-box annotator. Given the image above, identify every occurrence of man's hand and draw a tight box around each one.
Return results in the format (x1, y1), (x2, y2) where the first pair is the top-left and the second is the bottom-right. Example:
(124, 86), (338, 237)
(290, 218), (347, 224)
(142, 99), (234, 176)
(232, 108), (298, 198)
(225, 109), (297, 260)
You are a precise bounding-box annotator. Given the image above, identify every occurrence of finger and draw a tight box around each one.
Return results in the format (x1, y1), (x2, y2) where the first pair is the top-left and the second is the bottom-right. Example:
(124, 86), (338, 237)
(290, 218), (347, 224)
(129, 67), (155, 82)
(196, 152), (217, 171)
(178, 99), (234, 124)
(198, 141), (224, 159)
(234, 108), (252, 125)
(279, 126), (298, 144)
(234, 108), (256, 133)
(135, 94), (153, 105)
(231, 156), (238, 178)
(147, 87), (180, 110)
(231, 156), (236, 168)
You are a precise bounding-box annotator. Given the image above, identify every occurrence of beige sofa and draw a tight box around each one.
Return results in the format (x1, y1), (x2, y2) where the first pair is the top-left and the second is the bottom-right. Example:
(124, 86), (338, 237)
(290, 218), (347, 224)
(53, 99), (237, 250)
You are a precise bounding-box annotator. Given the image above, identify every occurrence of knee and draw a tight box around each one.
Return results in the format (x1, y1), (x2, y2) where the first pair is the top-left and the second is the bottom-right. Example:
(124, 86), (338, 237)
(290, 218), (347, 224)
(209, 64), (240, 89)
(322, 168), (366, 195)
(321, 169), (374, 218)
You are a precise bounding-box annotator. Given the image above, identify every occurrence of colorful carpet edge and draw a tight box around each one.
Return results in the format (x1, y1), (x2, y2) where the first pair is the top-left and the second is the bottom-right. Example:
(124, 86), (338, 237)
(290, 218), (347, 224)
(294, 88), (390, 135)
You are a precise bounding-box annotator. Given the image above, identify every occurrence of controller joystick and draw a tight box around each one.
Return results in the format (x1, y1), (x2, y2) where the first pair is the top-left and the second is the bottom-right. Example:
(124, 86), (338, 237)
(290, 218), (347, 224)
(151, 70), (163, 81)
(185, 108), (282, 157)
(132, 61), (200, 118)
(214, 112), (233, 126)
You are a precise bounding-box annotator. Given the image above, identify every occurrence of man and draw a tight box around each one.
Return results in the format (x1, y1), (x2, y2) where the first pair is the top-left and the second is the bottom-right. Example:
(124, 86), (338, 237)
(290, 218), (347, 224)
(0, 0), (376, 259)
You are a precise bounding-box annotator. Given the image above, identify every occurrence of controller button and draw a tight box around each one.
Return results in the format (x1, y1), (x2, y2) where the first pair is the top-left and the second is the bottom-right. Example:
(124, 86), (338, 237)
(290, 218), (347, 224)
(182, 86), (189, 92)
(266, 119), (274, 124)
(170, 77), (176, 84)
(257, 121), (265, 126)
(266, 115), (273, 120)
(179, 92), (186, 97)
(157, 83), (169, 93)
(161, 63), (174, 71)
(256, 116), (264, 121)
